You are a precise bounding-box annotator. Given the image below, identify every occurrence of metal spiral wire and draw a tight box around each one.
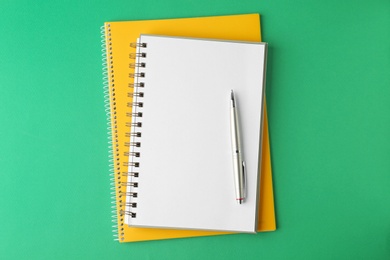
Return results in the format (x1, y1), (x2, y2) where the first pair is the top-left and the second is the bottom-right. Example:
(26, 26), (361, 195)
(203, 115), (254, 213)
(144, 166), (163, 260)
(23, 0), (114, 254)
(123, 41), (147, 220)
(102, 29), (147, 239)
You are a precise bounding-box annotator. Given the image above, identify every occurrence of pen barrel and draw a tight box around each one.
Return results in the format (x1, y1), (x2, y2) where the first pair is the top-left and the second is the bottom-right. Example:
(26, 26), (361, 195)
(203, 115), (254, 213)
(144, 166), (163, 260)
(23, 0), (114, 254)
(230, 107), (245, 202)
(232, 153), (245, 201)
(230, 107), (241, 152)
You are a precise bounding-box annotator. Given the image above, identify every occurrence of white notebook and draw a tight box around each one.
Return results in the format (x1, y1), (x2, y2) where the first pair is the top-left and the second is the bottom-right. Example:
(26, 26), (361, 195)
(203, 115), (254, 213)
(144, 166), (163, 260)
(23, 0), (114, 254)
(125, 35), (267, 232)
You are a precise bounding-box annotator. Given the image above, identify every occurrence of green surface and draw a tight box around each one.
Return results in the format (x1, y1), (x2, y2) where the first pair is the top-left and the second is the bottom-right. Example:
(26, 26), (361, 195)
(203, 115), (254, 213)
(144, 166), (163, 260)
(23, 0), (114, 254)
(1, 0), (389, 259)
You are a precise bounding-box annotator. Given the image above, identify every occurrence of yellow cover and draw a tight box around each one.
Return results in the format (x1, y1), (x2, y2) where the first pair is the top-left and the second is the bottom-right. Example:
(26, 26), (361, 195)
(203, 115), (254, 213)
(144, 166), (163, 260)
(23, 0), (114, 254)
(102, 13), (275, 242)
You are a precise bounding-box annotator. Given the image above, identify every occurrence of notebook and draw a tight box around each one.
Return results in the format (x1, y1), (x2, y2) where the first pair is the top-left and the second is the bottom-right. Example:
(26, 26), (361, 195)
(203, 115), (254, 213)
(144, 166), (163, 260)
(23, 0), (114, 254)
(101, 14), (276, 242)
(123, 35), (267, 232)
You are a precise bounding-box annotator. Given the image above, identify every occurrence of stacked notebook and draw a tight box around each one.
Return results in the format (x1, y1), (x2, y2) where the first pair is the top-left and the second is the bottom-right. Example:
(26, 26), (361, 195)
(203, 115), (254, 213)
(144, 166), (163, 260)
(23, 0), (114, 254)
(101, 13), (276, 242)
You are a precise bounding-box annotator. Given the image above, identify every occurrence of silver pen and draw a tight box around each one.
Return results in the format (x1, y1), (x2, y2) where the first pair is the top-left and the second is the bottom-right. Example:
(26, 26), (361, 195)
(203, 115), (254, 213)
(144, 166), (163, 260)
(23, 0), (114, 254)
(230, 90), (246, 204)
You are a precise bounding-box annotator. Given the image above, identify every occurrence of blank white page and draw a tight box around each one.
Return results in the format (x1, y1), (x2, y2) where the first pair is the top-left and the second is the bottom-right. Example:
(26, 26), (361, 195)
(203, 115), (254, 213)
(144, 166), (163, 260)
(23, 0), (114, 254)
(125, 35), (267, 232)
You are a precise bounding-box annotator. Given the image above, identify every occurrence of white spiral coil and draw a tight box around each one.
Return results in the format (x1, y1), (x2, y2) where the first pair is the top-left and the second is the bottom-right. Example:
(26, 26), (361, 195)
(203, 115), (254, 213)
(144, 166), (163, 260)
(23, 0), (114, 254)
(101, 24), (121, 241)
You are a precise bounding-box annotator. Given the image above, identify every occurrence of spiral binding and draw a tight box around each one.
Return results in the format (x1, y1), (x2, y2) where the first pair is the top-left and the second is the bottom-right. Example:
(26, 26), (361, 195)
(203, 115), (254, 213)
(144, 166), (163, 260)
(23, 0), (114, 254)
(103, 24), (147, 240)
(103, 23), (131, 241)
(128, 82), (144, 88)
(123, 40), (147, 221)
(101, 24), (121, 241)
(130, 62), (146, 68)
(122, 171), (139, 177)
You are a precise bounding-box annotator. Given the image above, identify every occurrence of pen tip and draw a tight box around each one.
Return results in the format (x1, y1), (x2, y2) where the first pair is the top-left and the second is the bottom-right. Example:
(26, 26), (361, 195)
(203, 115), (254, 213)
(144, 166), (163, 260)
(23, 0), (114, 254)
(231, 90), (235, 102)
(230, 91), (236, 107)
(231, 90), (236, 107)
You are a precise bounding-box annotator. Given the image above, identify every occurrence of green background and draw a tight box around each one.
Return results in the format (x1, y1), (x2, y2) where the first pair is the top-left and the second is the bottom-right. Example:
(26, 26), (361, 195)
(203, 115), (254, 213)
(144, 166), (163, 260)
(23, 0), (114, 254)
(1, 0), (389, 259)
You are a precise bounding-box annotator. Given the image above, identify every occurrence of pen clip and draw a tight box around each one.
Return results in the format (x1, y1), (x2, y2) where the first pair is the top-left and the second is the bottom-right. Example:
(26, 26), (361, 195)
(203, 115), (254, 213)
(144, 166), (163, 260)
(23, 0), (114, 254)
(242, 161), (246, 199)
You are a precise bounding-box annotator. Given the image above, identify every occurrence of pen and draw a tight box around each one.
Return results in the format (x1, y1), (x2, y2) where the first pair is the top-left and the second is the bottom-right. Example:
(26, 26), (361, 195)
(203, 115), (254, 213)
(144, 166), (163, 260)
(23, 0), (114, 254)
(230, 90), (246, 204)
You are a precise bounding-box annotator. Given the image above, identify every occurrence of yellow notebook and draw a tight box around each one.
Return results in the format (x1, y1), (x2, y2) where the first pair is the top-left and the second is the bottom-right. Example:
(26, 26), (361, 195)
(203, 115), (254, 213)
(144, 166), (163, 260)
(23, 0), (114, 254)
(101, 13), (276, 242)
